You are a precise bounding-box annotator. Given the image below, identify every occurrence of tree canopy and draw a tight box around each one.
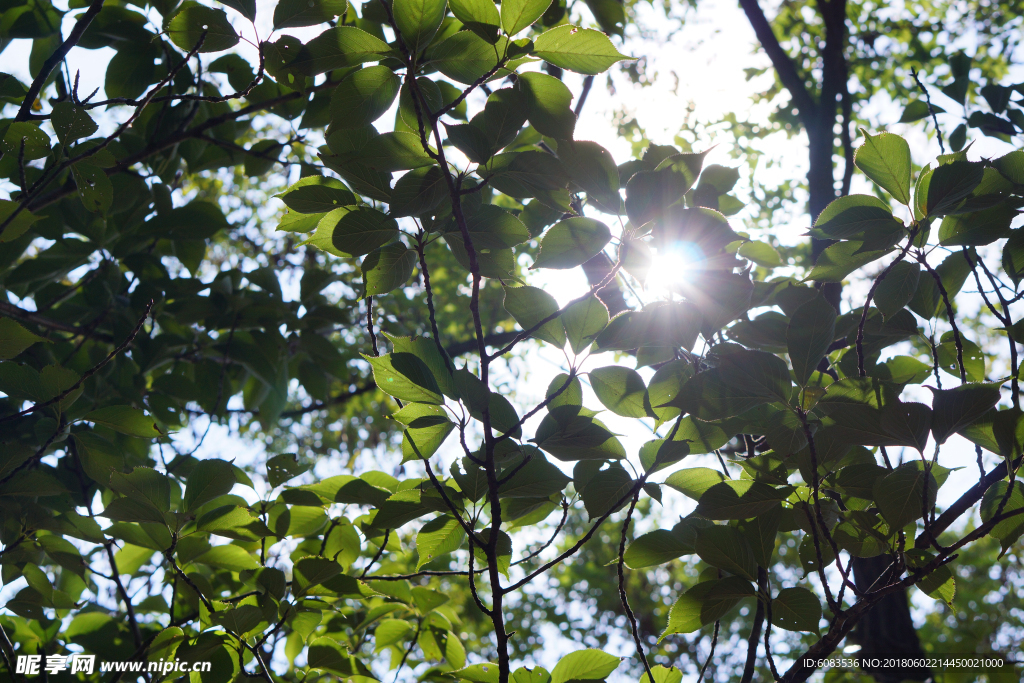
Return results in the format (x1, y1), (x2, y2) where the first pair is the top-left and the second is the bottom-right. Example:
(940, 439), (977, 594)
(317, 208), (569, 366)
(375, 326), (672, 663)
(1, 0), (1024, 682)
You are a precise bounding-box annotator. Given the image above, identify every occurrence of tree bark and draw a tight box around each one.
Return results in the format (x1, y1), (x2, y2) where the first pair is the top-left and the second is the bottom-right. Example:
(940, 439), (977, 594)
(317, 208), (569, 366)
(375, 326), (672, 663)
(850, 555), (931, 682)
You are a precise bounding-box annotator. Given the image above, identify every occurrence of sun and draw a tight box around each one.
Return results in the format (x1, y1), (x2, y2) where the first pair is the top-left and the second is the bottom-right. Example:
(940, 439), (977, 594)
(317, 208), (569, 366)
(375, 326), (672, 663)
(643, 241), (707, 293)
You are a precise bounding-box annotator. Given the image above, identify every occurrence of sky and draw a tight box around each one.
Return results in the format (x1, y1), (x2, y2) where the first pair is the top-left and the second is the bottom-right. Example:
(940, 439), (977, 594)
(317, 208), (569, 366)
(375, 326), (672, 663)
(4, 0), (1024, 679)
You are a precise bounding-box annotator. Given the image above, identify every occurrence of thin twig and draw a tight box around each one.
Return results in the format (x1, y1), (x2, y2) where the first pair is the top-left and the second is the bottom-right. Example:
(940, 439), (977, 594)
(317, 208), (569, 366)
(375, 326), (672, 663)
(917, 252), (966, 382)
(617, 489), (655, 682)
(911, 68), (945, 154)
(360, 529), (391, 578)
(697, 620), (720, 683)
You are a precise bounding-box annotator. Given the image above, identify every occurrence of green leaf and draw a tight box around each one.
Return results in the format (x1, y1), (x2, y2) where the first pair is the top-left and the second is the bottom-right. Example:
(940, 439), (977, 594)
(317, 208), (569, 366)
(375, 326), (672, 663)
(193, 544), (259, 571)
(513, 667), (553, 683)
(908, 250), (972, 319)
(805, 240), (893, 282)
(388, 333), (458, 398)
(532, 25), (632, 75)
(874, 262), (920, 320)
(659, 582), (713, 638)
(2, 122), (50, 160)
(308, 637), (374, 676)
(1003, 229), (1024, 286)
(980, 481), (1024, 556)
(812, 194), (903, 240)
(416, 515), (466, 569)
(938, 204), (1017, 246)
(503, 285), (566, 347)
(196, 505), (273, 541)
(218, 0), (257, 21)
(0, 318), (46, 360)
(356, 131), (434, 171)
(694, 525), (757, 580)
(936, 332), (985, 382)
(546, 373), (583, 411)
(695, 480), (786, 520)
(645, 361), (690, 424)
(771, 587), (821, 633)
(623, 529), (692, 569)
(397, 403), (454, 461)
(664, 467), (727, 500)
(371, 489), (434, 529)
(816, 377), (926, 448)
(625, 151), (706, 226)
(325, 206), (399, 257)
(915, 161), (984, 218)
(0, 200), (42, 243)
(715, 348), (792, 403)
(142, 200), (230, 239)
(499, 456), (570, 497)
(71, 163), (113, 214)
(561, 295), (608, 355)
(589, 365), (649, 418)
(639, 666), (683, 683)
(557, 140), (620, 209)
(460, 205), (531, 248)
(446, 121), (498, 163)
(393, 0), (447, 53)
(108, 467), (172, 513)
(854, 129), (912, 205)
(740, 503), (781, 567)
(390, 166), (448, 217)
(486, 150), (571, 201)
(580, 465), (633, 518)
(83, 406), (164, 437)
(100, 498), (167, 524)
(183, 459), (236, 512)
(448, 0), (500, 42)
(276, 176), (355, 214)
(302, 26), (396, 72)
(364, 352), (443, 404)
(501, 0), (552, 35)
(930, 383), (1001, 444)
(445, 236), (517, 279)
(660, 577), (753, 640)
(738, 240), (782, 267)
(293, 556), (343, 594)
(787, 294), (836, 386)
(517, 72), (576, 140)
(362, 242), (417, 296)
(50, 102), (97, 145)
(430, 33), (517, 85)
(872, 463), (938, 533)
(875, 355), (932, 384)
(899, 99), (944, 123)
(550, 649), (621, 683)
(273, 0), (346, 28)
(532, 218), (611, 269)
(533, 407), (626, 461)
(168, 2), (239, 53)
(454, 663), (500, 682)
(330, 66), (402, 129)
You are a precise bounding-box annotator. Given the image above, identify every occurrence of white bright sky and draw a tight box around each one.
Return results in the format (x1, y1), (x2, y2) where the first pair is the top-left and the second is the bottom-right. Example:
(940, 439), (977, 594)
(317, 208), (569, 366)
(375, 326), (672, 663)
(4, 0), (1024, 679)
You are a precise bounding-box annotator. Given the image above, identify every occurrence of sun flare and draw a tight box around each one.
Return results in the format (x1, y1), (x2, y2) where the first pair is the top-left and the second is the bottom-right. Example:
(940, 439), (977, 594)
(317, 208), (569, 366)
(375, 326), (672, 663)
(644, 241), (706, 292)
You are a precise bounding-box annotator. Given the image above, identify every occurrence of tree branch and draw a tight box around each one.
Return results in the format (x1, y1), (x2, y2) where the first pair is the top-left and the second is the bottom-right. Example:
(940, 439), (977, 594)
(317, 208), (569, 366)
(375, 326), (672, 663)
(737, 0), (818, 120)
(15, 0), (106, 123)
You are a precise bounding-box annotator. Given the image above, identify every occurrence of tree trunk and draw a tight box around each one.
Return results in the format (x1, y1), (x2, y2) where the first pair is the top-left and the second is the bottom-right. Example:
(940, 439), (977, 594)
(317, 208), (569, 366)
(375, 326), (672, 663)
(849, 555), (932, 682)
